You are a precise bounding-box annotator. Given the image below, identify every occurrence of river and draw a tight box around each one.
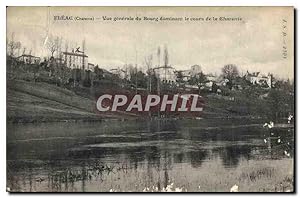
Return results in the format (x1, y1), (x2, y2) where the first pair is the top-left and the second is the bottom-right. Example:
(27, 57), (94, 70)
(7, 118), (294, 192)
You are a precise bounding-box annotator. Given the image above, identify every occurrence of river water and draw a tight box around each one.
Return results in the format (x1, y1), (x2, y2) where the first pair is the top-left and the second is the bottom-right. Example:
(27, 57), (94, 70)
(7, 118), (294, 192)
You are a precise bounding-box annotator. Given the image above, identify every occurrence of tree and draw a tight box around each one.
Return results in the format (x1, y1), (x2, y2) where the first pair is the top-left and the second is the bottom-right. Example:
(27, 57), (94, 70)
(94, 66), (105, 80)
(222, 64), (239, 81)
(157, 46), (161, 66)
(189, 72), (208, 94)
(146, 71), (158, 93)
(7, 33), (21, 57)
(274, 79), (294, 92)
(267, 89), (290, 120)
(163, 45), (169, 66)
(212, 82), (218, 93)
(129, 70), (147, 89)
(46, 35), (60, 57)
(128, 64), (137, 83)
(145, 55), (153, 92)
(16, 42), (22, 56)
(176, 71), (184, 84)
(176, 71), (186, 90)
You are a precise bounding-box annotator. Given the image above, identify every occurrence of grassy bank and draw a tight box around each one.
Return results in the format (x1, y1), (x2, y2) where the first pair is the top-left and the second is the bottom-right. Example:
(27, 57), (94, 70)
(7, 157), (294, 192)
(6, 78), (294, 123)
(7, 79), (136, 123)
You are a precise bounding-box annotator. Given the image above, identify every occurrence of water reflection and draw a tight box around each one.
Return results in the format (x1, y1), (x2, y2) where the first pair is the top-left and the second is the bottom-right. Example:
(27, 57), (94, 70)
(212, 146), (251, 168)
(7, 119), (294, 192)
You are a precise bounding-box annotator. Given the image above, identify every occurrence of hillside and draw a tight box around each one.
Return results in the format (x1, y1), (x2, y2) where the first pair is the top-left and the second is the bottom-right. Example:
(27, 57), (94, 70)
(7, 79), (136, 123)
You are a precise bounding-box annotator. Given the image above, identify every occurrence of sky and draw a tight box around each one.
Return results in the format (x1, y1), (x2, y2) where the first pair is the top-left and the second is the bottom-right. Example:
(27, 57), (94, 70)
(7, 6), (294, 80)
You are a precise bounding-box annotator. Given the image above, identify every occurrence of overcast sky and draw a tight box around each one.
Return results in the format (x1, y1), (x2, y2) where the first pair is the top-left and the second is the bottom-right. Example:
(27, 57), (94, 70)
(7, 6), (294, 80)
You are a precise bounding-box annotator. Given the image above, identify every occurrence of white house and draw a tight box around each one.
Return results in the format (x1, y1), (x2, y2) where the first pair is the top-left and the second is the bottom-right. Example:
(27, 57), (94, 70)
(245, 71), (272, 88)
(206, 74), (219, 82)
(153, 65), (177, 83)
(17, 54), (41, 64)
(110, 68), (128, 79)
(63, 51), (88, 70)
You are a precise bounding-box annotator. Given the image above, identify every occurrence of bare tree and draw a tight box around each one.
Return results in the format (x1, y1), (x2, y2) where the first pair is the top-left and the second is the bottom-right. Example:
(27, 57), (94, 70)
(157, 46), (161, 66)
(22, 47), (26, 55)
(189, 71), (208, 94)
(122, 64), (130, 81)
(222, 64), (239, 81)
(128, 64), (137, 82)
(46, 35), (60, 57)
(163, 45), (169, 67)
(64, 40), (69, 52)
(145, 55), (153, 92)
(29, 49), (32, 63)
(16, 42), (22, 57)
(7, 32), (20, 57)
(145, 55), (153, 70)
(57, 37), (63, 58)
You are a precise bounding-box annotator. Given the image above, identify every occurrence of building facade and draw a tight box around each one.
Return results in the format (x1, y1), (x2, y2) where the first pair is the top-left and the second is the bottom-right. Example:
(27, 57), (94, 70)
(110, 68), (128, 79)
(190, 65), (202, 76)
(63, 51), (88, 70)
(176, 65), (203, 83)
(87, 63), (95, 72)
(245, 71), (272, 88)
(17, 54), (40, 64)
(153, 66), (177, 83)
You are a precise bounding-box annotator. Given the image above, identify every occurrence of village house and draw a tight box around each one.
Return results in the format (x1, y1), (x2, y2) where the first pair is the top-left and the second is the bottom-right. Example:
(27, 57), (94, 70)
(190, 65), (202, 76)
(63, 51), (88, 70)
(110, 68), (128, 79)
(176, 69), (190, 82)
(245, 71), (272, 88)
(176, 65), (203, 82)
(102, 68), (114, 79)
(205, 74), (218, 89)
(206, 73), (219, 82)
(87, 63), (95, 72)
(153, 65), (177, 83)
(17, 54), (41, 64)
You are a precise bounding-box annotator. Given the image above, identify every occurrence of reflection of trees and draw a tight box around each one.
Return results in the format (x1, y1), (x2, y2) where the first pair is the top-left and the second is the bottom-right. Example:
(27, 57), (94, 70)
(46, 161), (116, 192)
(49, 147), (166, 191)
(173, 153), (184, 163)
(68, 147), (109, 159)
(147, 119), (179, 133)
(189, 150), (208, 168)
(146, 146), (161, 165)
(213, 145), (251, 168)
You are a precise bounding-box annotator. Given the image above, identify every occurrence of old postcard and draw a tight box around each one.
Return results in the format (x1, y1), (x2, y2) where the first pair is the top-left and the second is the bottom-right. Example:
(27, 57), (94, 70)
(6, 6), (294, 192)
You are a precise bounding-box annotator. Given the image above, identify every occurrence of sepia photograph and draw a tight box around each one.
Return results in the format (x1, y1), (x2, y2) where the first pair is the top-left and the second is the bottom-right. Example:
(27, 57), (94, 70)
(6, 6), (294, 192)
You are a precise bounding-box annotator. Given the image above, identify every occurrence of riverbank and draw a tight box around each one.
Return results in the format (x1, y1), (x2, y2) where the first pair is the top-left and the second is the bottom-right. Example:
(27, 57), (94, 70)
(7, 79), (137, 123)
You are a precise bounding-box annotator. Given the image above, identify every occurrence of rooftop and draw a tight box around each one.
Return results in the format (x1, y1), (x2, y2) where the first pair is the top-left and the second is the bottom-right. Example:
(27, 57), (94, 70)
(18, 54), (40, 58)
(63, 51), (88, 58)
